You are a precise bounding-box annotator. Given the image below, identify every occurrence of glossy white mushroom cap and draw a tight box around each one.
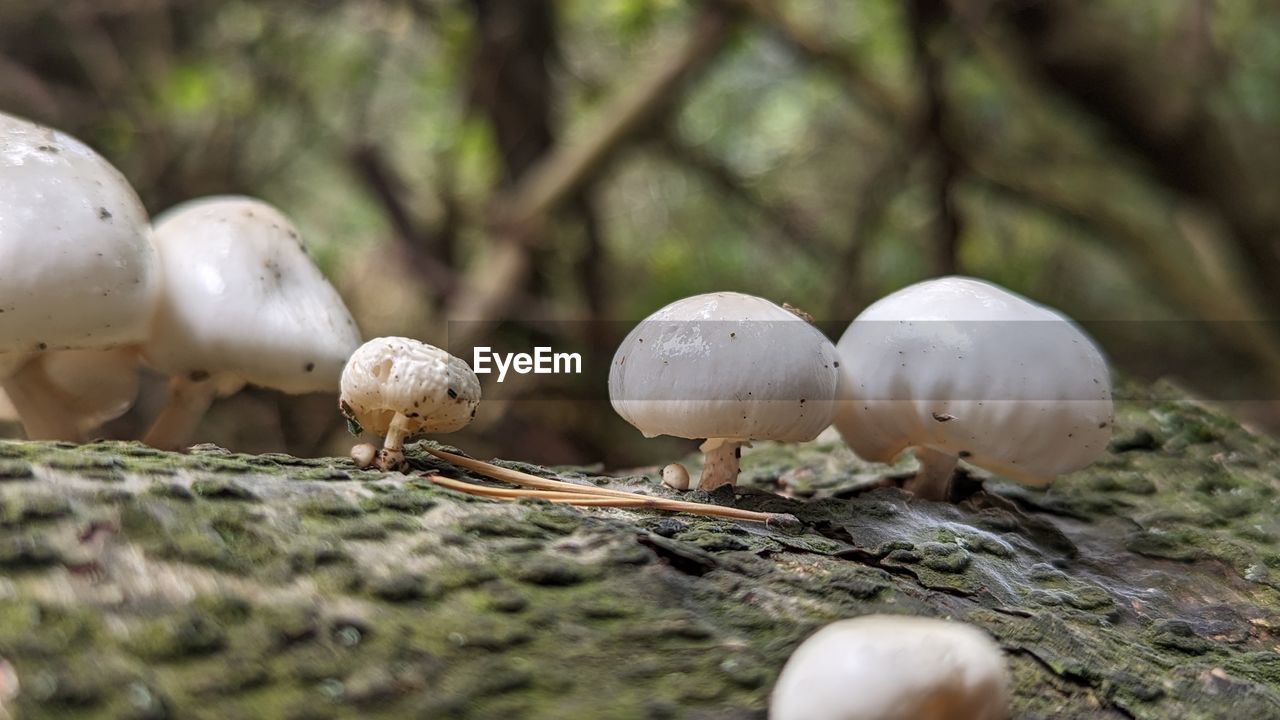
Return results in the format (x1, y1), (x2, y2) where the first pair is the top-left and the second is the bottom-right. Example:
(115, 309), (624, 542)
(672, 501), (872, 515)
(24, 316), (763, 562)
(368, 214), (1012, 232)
(0, 112), (158, 357)
(770, 615), (1009, 720)
(339, 337), (481, 437)
(609, 292), (838, 443)
(834, 277), (1112, 486)
(143, 196), (361, 394)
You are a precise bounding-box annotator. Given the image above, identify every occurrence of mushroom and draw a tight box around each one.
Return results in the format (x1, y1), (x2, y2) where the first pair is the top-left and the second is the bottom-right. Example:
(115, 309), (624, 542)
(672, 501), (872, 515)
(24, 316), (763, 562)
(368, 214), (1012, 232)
(140, 196), (361, 449)
(661, 463), (691, 491)
(609, 292), (839, 491)
(770, 615), (1010, 720)
(339, 337), (481, 472)
(0, 111), (159, 441)
(833, 276), (1113, 500)
(5, 349), (141, 439)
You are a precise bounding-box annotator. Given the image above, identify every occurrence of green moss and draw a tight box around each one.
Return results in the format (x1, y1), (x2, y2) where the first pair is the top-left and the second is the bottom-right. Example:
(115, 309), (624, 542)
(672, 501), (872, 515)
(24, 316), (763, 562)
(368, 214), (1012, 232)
(0, 534), (61, 569)
(0, 460), (34, 481)
(2, 383), (1280, 718)
(124, 612), (228, 660)
(514, 555), (597, 586)
(191, 478), (259, 501)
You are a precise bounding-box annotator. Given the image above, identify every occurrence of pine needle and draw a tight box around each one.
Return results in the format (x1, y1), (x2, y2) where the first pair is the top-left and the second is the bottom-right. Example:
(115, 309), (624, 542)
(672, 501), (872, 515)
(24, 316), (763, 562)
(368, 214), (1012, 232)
(423, 448), (788, 524)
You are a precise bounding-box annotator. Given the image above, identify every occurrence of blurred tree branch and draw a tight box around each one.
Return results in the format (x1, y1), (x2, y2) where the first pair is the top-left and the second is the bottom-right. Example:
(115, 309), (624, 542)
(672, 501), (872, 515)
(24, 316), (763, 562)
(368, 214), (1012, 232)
(963, 158), (1280, 382)
(728, 0), (907, 123)
(980, 0), (1280, 317)
(907, 0), (962, 276)
(825, 150), (913, 321)
(447, 3), (739, 337)
(348, 142), (461, 307)
(655, 126), (831, 261)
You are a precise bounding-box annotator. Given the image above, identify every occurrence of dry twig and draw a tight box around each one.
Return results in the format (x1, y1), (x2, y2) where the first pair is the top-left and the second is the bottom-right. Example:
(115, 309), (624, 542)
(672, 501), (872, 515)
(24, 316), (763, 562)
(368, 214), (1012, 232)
(424, 448), (789, 524)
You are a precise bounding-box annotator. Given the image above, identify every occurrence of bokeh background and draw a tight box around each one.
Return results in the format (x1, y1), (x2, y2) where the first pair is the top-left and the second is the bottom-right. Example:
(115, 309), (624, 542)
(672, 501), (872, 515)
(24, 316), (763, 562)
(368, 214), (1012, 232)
(3, 0), (1279, 467)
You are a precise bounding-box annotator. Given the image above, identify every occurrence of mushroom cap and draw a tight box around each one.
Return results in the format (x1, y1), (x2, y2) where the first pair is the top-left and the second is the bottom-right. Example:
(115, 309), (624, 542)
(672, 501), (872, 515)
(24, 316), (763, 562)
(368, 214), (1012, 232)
(609, 292), (839, 443)
(833, 277), (1113, 486)
(770, 615), (1010, 720)
(142, 196), (361, 394)
(339, 337), (480, 437)
(0, 111), (158, 357)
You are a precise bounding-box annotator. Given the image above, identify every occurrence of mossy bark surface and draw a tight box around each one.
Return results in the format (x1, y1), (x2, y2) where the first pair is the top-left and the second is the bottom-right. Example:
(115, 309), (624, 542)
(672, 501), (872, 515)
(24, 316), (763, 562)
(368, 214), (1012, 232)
(0, 381), (1278, 719)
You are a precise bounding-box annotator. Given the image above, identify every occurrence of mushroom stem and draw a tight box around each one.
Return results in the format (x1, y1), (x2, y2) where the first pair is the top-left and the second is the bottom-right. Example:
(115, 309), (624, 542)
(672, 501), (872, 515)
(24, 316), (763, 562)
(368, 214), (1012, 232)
(376, 412), (413, 472)
(698, 438), (747, 491)
(907, 446), (959, 501)
(142, 377), (216, 450)
(2, 360), (82, 441)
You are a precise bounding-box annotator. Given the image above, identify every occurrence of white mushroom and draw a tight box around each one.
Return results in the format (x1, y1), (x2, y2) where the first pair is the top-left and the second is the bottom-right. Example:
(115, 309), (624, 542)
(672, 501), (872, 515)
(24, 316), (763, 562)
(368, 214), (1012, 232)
(609, 292), (839, 491)
(0, 111), (159, 441)
(141, 196), (361, 449)
(21, 348), (139, 437)
(661, 463), (691, 491)
(770, 615), (1010, 720)
(339, 337), (481, 472)
(834, 277), (1113, 500)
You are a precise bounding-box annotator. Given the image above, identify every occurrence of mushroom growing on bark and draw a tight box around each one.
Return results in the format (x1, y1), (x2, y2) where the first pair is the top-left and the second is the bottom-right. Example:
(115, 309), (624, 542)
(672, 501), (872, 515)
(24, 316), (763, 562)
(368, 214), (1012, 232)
(339, 337), (481, 472)
(8, 349), (141, 438)
(0, 111), (159, 441)
(609, 292), (839, 491)
(770, 615), (1010, 720)
(833, 276), (1113, 500)
(141, 196), (361, 449)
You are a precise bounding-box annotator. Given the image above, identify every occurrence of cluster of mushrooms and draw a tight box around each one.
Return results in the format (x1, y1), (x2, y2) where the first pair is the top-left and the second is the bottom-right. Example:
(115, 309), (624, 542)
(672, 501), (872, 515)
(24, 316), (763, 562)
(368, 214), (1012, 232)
(0, 111), (361, 448)
(609, 283), (1113, 502)
(2, 110), (1118, 720)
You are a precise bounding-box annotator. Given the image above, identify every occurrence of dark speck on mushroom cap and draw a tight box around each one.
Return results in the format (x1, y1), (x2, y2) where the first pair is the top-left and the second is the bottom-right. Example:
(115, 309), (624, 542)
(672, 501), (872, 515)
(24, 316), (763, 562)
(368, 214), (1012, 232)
(339, 336), (481, 437)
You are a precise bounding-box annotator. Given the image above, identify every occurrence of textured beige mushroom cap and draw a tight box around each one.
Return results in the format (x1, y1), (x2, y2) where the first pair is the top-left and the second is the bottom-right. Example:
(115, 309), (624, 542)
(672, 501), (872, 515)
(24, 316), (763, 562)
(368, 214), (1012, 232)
(0, 112), (158, 357)
(339, 337), (480, 437)
(771, 615), (1009, 720)
(609, 292), (838, 443)
(143, 196), (361, 394)
(834, 277), (1113, 486)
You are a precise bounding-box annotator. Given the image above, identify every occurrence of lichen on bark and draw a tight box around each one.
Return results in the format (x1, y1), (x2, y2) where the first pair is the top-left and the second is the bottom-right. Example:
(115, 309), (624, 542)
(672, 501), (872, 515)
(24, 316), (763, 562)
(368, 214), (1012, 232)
(0, 380), (1278, 718)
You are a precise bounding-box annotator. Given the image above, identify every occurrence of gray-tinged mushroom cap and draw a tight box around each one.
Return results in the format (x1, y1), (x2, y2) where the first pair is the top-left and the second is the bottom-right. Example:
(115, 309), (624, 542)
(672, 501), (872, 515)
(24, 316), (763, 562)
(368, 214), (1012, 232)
(833, 276), (1113, 500)
(609, 292), (839, 490)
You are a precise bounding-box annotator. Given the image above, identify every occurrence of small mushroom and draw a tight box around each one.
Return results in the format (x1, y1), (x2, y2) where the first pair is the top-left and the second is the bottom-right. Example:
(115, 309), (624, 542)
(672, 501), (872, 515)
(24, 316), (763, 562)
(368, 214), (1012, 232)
(0, 111), (159, 440)
(338, 337), (481, 472)
(770, 615), (1010, 720)
(350, 442), (378, 469)
(834, 277), (1113, 500)
(140, 196), (361, 449)
(609, 292), (839, 491)
(661, 463), (691, 491)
